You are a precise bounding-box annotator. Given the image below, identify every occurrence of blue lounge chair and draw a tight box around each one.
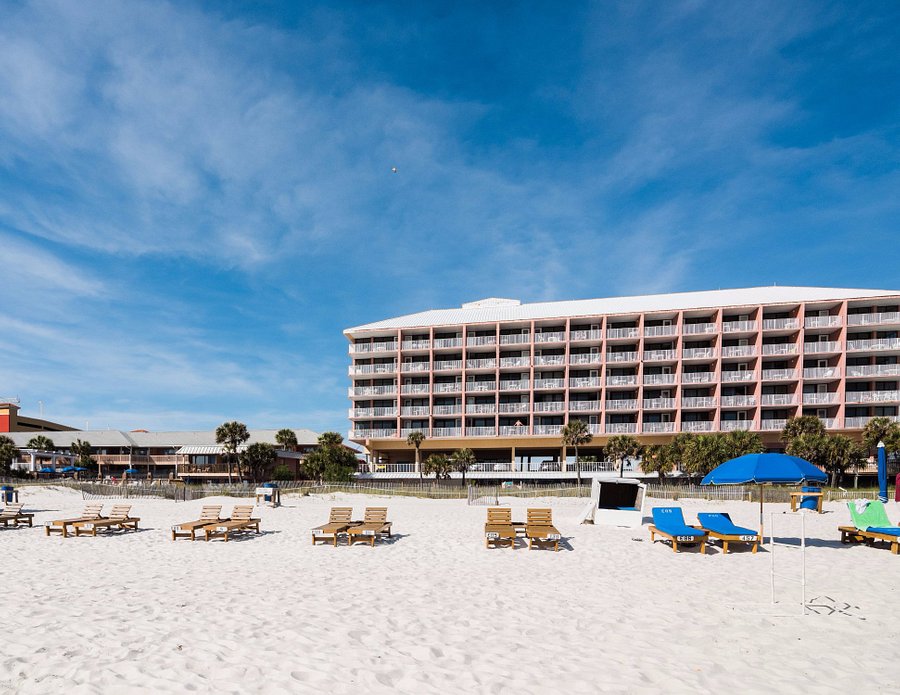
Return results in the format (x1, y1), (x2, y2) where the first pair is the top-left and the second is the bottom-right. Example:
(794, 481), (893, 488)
(648, 507), (708, 553)
(696, 512), (760, 554)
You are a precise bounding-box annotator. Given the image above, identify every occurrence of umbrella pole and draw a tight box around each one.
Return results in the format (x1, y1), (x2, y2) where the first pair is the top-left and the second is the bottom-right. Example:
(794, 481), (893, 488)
(759, 485), (764, 543)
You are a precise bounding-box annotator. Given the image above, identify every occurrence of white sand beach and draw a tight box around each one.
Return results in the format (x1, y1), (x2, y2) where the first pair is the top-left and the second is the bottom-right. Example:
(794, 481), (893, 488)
(2, 486), (899, 694)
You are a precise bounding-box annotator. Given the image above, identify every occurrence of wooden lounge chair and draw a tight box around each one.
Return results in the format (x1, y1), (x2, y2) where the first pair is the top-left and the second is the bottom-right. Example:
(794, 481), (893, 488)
(73, 505), (140, 537)
(45, 503), (105, 537)
(649, 507), (707, 553)
(695, 513), (760, 554)
(838, 525), (868, 545)
(847, 501), (900, 556)
(311, 507), (356, 546)
(347, 507), (392, 546)
(201, 505), (261, 542)
(525, 508), (561, 551)
(0, 503), (34, 528)
(171, 505), (224, 541)
(484, 507), (517, 549)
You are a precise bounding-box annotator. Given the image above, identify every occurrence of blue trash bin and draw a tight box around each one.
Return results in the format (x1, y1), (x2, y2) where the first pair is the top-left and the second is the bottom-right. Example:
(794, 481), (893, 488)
(1, 486), (13, 504)
(800, 486), (821, 512)
(262, 482), (276, 503)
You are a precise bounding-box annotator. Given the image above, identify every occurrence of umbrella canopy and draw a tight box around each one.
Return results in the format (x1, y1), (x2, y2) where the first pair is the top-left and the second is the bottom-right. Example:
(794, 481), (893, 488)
(60, 466), (78, 473)
(702, 453), (827, 485)
(38, 467), (56, 473)
(75, 466), (87, 472)
(123, 468), (140, 474)
(877, 443), (888, 503)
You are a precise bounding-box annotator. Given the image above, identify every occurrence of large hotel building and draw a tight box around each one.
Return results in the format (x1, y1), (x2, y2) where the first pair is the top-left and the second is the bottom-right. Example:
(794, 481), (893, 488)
(345, 287), (900, 473)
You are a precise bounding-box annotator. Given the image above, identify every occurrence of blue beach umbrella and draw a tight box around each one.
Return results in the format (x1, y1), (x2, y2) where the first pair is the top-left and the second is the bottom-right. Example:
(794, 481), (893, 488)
(123, 468), (139, 475)
(38, 467), (56, 473)
(702, 453), (828, 539)
(60, 466), (78, 473)
(877, 442), (888, 503)
(74, 466), (87, 472)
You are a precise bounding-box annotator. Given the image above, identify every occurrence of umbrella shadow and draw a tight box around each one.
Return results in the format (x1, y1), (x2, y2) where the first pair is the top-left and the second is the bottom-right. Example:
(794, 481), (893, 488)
(768, 535), (850, 550)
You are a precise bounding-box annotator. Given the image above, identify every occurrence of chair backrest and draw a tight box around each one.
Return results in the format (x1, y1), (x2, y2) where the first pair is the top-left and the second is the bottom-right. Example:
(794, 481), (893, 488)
(109, 505), (132, 520)
(652, 507), (686, 527)
(848, 500), (893, 530)
(363, 507), (388, 523)
(230, 505), (255, 521)
(526, 508), (553, 525)
(0, 503), (23, 516)
(199, 505), (223, 521)
(487, 507), (512, 524)
(696, 512), (737, 533)
(329, 507), (353, 522)
(82, 504), (104, 518)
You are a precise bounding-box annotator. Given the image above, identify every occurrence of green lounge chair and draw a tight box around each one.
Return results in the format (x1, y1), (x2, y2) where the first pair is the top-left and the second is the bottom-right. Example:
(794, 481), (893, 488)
(846, 501), (900, 556)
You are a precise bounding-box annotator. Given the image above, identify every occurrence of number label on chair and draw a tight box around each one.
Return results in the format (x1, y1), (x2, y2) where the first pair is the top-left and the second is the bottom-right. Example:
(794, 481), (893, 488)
(486, 532), (499, 540)
(362, 530), (375, 536)
(739, 535), (756, 541)
(546, 533), (561, 541)
(676, 535), (694, 542)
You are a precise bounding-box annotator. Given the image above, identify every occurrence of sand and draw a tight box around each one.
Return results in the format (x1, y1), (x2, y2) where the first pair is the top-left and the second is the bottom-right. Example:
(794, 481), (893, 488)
(1, 486), (899, 694)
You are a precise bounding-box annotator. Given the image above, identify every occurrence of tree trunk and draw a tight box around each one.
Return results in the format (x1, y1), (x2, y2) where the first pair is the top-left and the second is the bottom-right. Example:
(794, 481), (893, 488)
(575, 445), (581, 487)
(417, 448), (422, 481)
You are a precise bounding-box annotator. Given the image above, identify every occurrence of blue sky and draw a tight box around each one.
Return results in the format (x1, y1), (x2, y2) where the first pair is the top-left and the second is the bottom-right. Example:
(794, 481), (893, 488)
(1, 0), (899, 434)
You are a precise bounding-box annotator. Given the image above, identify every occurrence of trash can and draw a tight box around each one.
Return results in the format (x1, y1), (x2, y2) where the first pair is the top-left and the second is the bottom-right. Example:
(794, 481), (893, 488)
(255, 483), (280, 507)
(262, 482), (276, 503)
(800, 486), (821, 512)
(1, 486), (15, 504)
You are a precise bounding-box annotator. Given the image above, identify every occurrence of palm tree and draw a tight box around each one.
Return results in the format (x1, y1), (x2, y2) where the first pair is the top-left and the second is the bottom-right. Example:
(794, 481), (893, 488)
(26, 435), (54, 452)
(681, 434), (726, 481)
(275, 428), (298, 451)
(640, 444), (674, 481)
(406, 431), (426, 480)
(0, 435), (17, 476)
(449, 448), (476, 487)
(862, 416), (900, 453)
(215, 421), (250, 483)
(821, 434), (865, 487)
(605, 434), (641, 478)
(721, 429), (764, 460)
(561, 419), (593, 486)
(422, 453), (450, 480)
(781, 415), (825, 445)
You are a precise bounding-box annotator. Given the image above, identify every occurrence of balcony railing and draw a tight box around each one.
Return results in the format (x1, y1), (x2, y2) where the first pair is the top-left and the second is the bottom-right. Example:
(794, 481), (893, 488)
(401, 362), (431, 372)
(760, 419), (788, 431)
(803, 341), (841, 354)
(719, 420), (752, 431)
(350, 363), (397, 375)
(681, 372), (715, 383)
(820, 418), (838, 429)
(534, 402), (565, 413)
(721, 346), (756, 358)
(401, 339), (431, 350)
(761, 369), (798, 381)
(569, 353), (602, 365)
(466, 381), (497, 392)
(761, 343), (798, 355)
(400, 428), (430, 438)
(433, 382), (462, 393)
(534, 379), (566, 390)
(681, 421), (714, 432)
(607, 327), (639, 339)
(803, 367), (840, 379)
(432, 405), (462, 415)
(350, 341), (398, 354)
(401, 406), (430, 416)
(498, 402), (529, 413)
(466, 336), (497, 347)
(606, 423), (637, 434)
(606, 399), (639, 411)
(499, 333), (530, 345)
(761, 394), (797, 406)
(643, 422), (675, 433)
(845, 390), (900, 403)
(499, 380), (530, 391)
(370, 463), (416, 473)
(845, 415), (900, 429)
(762, 318), (800, 330)
(721, 395), (756, 407)
(433, 337), (463, 349)
(847, 312), (900, 326)
(350, 385), (397, 397)
(569, 377), (601, 388)
(643, 349), (677, 362)
(466, 403), (496, 414)
(351, 407), (398, 418)
(683, 323), (717, 335)
(466, 427), (497, 437)
(431, 427), (462, 437)
(401, 384), (430, 395)
(644, 325), (678, 337)
(682, 397), (717, 408)
(534, 355), (566, 366)
(802, 393), (837, 405)
(804, 316), (842, 328)
(569, 401), (601, 411)
(643, 373), (677, 385)
(721, 371), (756, 382)
(351, 429), (397, 439)
(846, 364), (900, 378)
(535, 331), (567, 343)
(722, 320), (758, 333)
(465, 358), (497, 369)
(498, 426), (529, 436)
(606, 351), (638, 362)
(500, 357), (530, 368)
(847, 338), (900, 351)
(682, 347), (716, 359)
(607, 375), (638, 386)
(643, 398), (676, 410)
(434, 360), (463, 371)
(570, 329), (602, 341)
(534, 425), (563, 435)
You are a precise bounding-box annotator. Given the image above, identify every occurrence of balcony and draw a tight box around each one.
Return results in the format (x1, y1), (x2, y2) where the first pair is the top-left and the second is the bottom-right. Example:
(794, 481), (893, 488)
(847, 312), (900, 326)
(606, 351), (638, 363)
(586, 424), (604, 435)
(845, 390), (900, 404)
(533, 355), (566, 366)
(432, 405), (462, 415)
(761, 343), (798, 356)
(401, 339), (431, 350)
(643, 422), (675, 433)
(351, 406), (398, 418)
(681, 372), (715, 384)
(352, 428), (397, 439)
(350, 341), (398, 354)
(534, 378), (566, 390)
(434, 360), (463, 371)
(433, 382), (462, 393)
(466, 381), (497, 392)
(722, 320), (758, 333)
(401, 384), (430, 395)
(846, 364), (900, 378)
(606, 399), (639, 411)
(400, 406), (430, 417)
(847, 338), (900, 351)
(721, 346), (756, 358)
(760, 419), (787, 431)
(400, 428), (430, 438)
(761, 369), (798, 381)
(466, 403), (497, 414)
(761, 394), (797, 406)
(433, 337), (463, 349)
(644, 325), (678, 337)
(401, 362), (431, 373)
(499, 426), (529, 436)
(721, 371), (756, 382)
(499, 333), (530, 345)
(762, 318), (800, 330)
(569, 353), (602, 365)
(845, 415), (900, 429)
(499, 380), (530, 391)
(803, 341), (841, 354)
(498, 402), (529, 414)
(349, 363), (397, 376)
(607, 375), (638, 386)
(682, 347), (717, 360)
(535, 331), (567, 343)
(805, 316), (842, 328)
(607, 327), (639, 339)
(569, 377), (601, 388)
(643, 349), (677, 362)
(721, 395), (756, 407)
(720, 420), (752, 431)
(370, 463), (416, 473)
(570, 329), (602, 341)
(534, 402), (565, 413)
(431, 427), (462, 437)
(681, 421), (714, 432)
(803, 367), (841, 379)
(350, 385), (397, 397)
(683, 323), (717, 335)
(534, 424), (563, 436)
(606, 423), (637, 434)
(569, 400), (601, 411)
(820, 418), (838, 429)
(465, 358), (497, 370)
(682, 397), (717, 408)
(643, 373), (677, 385)
(466, 335), (497, 347)
(802, 393), (837, 405)
(500, 357), (530, 368)
(643, 398), (676, 410)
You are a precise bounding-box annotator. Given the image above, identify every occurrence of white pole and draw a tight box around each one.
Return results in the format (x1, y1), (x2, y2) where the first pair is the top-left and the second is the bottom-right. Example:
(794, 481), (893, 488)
(800, 513), (806, 616)
(770, 512), (775, 605)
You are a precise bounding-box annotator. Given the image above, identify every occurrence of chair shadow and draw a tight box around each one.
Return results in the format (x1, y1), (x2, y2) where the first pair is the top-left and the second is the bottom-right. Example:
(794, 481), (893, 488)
(346, 532), (408, 547)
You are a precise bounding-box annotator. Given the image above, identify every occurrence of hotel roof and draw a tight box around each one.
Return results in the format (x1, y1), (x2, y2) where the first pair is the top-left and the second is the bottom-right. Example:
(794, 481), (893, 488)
(345, 286), (900, 334)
